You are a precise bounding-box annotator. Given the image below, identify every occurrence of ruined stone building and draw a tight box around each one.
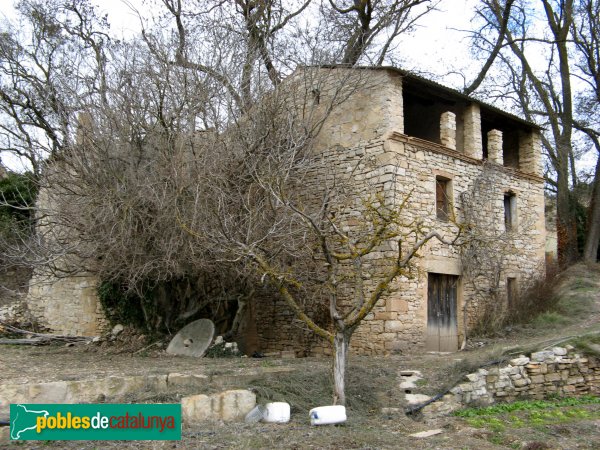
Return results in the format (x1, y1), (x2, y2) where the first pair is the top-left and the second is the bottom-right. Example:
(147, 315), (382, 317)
(19, 66), (546, 355)
(255, 66), (547, 356)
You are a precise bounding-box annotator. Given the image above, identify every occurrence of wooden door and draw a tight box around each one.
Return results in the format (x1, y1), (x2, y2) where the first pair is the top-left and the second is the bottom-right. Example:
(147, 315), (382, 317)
(426, 273), (458, 351)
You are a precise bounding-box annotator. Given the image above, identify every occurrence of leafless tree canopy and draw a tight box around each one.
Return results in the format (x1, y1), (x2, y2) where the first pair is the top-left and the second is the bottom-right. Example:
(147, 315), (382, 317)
(0, 0), (439, 291)
(464, 0), (600, 264)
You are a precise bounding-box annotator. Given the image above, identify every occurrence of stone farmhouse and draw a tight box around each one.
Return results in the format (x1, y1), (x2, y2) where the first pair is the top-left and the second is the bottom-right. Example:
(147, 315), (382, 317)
(254, 66), (547, 356)
(22, 66), (546, 356)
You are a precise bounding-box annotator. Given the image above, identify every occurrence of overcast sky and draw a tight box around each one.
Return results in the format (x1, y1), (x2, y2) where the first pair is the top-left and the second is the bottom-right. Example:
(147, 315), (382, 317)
(1, 0), (480, 84)
(93, 0), (480, 84)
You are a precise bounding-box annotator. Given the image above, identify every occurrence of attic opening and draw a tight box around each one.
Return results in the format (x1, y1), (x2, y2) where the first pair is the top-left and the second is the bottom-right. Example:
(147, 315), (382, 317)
(481, 112), (524, 169)
(403, 82), (465, 150)
(404, 92), (441, 144)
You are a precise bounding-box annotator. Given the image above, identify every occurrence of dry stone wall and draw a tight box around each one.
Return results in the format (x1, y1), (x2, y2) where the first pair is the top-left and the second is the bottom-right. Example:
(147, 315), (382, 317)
(436, 346), (600, 411)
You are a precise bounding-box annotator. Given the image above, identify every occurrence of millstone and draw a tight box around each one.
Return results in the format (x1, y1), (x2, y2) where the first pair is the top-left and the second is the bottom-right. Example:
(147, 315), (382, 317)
(166, 319), (215, 357)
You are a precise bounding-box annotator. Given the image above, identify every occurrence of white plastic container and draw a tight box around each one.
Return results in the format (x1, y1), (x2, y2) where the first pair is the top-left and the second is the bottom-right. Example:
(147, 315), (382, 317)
(244, 405), (265, 423)
(309, 405), (346, 425)
(262, 402), (291, 423)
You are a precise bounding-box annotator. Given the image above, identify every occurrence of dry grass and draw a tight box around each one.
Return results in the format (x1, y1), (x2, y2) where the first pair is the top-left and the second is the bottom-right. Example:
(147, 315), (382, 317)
(472, 262), (600, 338)
(248, 358), (399, 414)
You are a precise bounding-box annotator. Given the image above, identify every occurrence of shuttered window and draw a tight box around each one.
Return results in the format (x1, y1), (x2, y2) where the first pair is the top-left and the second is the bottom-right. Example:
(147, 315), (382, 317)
(436, 177), (451, 221)
(504, 192), (517, 231)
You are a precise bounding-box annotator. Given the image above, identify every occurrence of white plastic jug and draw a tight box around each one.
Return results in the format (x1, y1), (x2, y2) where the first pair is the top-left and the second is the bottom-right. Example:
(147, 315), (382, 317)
(263, 402), (291, 423)
(309, 405), (346, 425)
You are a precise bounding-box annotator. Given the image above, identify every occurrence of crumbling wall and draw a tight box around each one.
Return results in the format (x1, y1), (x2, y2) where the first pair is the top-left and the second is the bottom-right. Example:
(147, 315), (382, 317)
(24, 186), (108, 336)
(0, 266), (32, 323)
(420, 346), (600, 417)
(26, 272), (107, 335)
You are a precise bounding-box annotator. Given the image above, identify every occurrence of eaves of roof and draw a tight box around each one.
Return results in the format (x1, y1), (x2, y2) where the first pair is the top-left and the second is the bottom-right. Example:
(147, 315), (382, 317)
(311, 65), (542, 130)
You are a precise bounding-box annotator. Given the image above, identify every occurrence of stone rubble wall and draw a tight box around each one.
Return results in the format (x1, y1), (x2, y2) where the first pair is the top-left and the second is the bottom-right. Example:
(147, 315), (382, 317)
(0, 372), (256, 424)
(26, 272), (108, 336)
(449, 346), (600, 406)
(24, 185), (108, 336)
(0, 266), (32, 323)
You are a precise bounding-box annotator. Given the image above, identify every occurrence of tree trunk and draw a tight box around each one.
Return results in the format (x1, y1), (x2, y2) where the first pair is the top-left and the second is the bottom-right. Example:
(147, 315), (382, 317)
(584, 154), (600, 262)
(332, 330), (350, 406)
(556, 138), (579, 266)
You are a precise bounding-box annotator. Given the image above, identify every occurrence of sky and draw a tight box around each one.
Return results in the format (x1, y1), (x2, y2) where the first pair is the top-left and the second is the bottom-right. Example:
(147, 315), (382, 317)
(92, 0), (480, 83)
(0, 0), (596, 174)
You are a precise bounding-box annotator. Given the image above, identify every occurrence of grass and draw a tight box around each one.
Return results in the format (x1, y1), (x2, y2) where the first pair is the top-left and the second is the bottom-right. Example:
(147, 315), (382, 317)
(531, 311), (571, 327)
(455, 396), (600, 436)
(454, 395), (600, 417)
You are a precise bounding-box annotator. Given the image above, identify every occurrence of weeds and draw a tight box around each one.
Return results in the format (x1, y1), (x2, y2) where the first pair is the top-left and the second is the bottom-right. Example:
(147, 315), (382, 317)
(248, 360), (398, 414)
(456, 396), (600, 433)
(454, 395), (600, 417)
(472, 263), (599, 337)
(531, 311), (570, 327)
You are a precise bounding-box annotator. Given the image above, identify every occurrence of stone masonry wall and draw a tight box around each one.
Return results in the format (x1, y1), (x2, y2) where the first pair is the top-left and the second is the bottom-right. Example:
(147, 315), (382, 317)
(256, 137), (546, 356)
(24, 186), (108, 336)
(255, 68), (546, 356)
(26, 272), (107, 336)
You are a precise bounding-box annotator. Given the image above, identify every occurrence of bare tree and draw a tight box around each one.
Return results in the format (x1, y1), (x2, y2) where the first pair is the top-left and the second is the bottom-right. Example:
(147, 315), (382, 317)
(139, 0), (438, 117)
(572, 0), (600, 262)
(320, 0), (439, 65)
(0, 0), (110, 176)
(467, 0), (579, 266)
(173, 69), (460, 404)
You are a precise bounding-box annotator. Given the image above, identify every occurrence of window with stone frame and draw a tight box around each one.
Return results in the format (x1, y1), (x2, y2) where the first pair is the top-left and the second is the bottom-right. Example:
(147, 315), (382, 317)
(504, 192), (517, 231)
(435, 176), (452, 221)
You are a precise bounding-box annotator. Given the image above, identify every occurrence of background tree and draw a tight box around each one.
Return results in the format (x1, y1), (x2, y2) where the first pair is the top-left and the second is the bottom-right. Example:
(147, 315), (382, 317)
(571, 0), (600, 262)
(0, 0), (110, 176)
(465, 0), (600, 264)
(466, 0), (578, 266)
(319, 0), (439, 65)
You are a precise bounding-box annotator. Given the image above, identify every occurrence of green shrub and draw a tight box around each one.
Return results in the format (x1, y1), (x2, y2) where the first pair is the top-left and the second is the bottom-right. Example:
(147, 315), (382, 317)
(97, 281), (154, 330)
(0, 172), (38, 239)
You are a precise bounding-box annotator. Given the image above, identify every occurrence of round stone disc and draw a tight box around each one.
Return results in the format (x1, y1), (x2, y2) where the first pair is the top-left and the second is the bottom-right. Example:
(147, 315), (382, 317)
(166, 319), (215, 357)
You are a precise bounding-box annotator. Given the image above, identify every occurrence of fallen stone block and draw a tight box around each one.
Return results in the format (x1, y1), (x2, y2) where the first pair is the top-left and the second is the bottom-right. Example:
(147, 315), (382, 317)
(509, 356), (530, 366)
(531, 351), (556, 362)
(168, 373), (208, 388)
(405, 393), (431, 405)
(182, 389), (256, 423)
(409, 429), (443, 438)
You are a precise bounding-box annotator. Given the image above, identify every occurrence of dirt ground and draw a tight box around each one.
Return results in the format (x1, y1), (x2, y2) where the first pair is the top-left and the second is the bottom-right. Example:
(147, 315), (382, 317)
(1, 263), (600, 449)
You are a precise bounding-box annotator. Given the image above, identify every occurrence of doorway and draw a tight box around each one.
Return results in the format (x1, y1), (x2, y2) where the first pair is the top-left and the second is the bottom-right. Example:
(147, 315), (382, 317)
(426, 273), (459, 351)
